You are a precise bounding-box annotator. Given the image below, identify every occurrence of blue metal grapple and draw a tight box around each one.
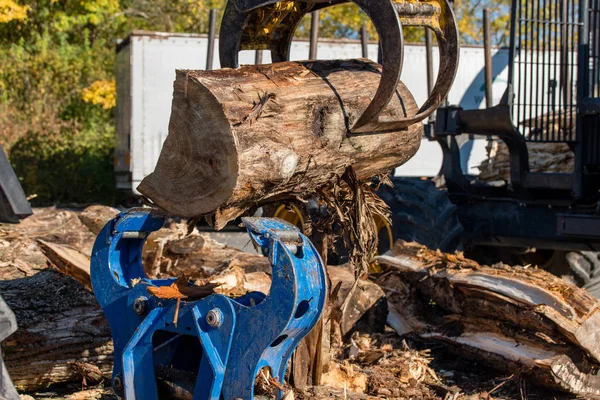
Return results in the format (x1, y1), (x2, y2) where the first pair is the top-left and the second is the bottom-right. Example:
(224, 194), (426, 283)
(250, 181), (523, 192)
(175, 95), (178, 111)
(90, 209), (327, 399)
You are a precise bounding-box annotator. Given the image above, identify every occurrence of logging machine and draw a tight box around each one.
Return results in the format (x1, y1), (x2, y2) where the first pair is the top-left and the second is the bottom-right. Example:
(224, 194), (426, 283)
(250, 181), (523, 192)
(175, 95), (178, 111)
(92, 0), (461, 398)
(377, 0), (600, 295)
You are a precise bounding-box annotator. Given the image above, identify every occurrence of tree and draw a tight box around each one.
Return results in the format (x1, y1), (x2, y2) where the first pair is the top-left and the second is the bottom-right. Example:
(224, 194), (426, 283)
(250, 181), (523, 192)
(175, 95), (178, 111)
(453, 0), (511, 46)
(294, 1), (511, 46)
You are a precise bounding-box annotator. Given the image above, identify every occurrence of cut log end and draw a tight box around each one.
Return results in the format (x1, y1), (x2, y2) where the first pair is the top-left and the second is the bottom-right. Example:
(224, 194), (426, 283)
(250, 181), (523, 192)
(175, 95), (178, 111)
(138, 73), (239, 217)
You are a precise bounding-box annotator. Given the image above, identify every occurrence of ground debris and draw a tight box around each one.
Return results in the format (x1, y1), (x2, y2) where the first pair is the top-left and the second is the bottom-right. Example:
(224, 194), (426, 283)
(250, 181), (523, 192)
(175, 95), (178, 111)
(5, 208), (600, 399)
(374, 241), (600, 399)
(68, 361), (105, 388)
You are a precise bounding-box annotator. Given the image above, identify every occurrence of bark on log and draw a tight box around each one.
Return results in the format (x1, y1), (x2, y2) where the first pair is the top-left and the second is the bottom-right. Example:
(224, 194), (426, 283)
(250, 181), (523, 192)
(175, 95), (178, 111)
(375, 241), (600, 397)
(78, 205), (120, 235)
(138, 59), (423, 228)
(0, 271), (113, 391)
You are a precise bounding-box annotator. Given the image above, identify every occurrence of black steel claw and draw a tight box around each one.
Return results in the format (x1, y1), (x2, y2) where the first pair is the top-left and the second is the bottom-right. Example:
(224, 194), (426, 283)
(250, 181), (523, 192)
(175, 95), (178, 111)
(353, 0), (460, 132)
(219, 0), (459, 134)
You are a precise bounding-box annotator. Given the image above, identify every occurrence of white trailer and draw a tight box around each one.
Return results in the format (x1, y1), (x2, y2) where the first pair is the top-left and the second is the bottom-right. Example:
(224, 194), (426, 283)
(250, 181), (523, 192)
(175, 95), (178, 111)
(115, 31), (510, 193)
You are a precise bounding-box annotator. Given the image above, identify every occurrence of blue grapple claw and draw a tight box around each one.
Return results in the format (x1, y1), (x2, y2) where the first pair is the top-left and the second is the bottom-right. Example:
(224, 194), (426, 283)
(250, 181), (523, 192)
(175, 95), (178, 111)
(91, 209), (327, 400)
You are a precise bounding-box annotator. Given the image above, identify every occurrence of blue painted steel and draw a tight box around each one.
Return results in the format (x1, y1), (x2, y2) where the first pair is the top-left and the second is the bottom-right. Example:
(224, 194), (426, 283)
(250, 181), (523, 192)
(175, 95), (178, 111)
(90, 209), (327, 400)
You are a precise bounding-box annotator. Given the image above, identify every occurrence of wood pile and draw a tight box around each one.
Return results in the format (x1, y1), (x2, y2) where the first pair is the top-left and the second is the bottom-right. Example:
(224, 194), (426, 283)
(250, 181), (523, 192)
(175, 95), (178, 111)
(477, 140), (574, 183)
(0, 206), (387, 397)
(0, 206), (270, 392)
(477, 112), (575, 183)
(374, 241), (600, 398)
(2, 207), (600, 398)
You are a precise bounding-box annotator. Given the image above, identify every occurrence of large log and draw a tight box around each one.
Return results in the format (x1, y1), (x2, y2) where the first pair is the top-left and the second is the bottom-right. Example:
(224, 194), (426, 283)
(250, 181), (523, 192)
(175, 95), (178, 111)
(375, 242), (600, 397)
(138, 59), (423, 228)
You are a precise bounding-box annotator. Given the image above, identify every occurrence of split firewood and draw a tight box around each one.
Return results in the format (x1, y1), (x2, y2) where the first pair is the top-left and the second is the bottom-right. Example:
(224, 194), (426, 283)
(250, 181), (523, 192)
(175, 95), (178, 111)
(148, 228), (271, 279)
(375, 241), (600, 397)
(0, 205), (270, 284)
(0, 207), (97, 255)
(78, 205), (120, 235)
(478, 111), (575, 183)
(138, 59), (423, 228)
(0, 236), (47, 280)
(64, 388), (111, 400)
(37, 240), (91, 289)
(0, 208), (97, 280)
(290, 264), (386, 389)
(327, 266), (387, 339)
(478, 140), (574, 183)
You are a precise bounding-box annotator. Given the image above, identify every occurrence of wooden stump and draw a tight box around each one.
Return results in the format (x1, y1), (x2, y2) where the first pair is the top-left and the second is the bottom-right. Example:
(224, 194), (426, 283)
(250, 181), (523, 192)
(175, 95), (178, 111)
(138, 59), (423, 228)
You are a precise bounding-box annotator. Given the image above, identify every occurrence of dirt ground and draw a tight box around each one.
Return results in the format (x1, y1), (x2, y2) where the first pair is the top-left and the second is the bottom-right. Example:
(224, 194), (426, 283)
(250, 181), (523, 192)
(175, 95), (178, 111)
(18, 330), (573, 400)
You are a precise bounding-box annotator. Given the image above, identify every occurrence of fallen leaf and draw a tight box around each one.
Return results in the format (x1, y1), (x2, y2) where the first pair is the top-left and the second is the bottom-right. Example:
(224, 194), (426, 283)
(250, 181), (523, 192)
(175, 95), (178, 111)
(146, 275), (219, 300)
(146, 282), (187, 299)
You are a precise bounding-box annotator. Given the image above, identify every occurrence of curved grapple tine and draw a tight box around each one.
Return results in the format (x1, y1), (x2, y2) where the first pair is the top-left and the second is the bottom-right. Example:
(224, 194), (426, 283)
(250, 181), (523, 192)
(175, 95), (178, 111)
(352, 0), (460, 133)
(349, 0), (404, 132)
(220, 0), (314, 68)
(219, 0), (402, 69)
(352, 0), (460, 132)
(219, 0), (459, 134)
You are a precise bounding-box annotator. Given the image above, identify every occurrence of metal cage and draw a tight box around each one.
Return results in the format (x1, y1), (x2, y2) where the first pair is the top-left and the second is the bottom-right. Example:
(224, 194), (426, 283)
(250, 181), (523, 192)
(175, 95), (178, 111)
(583, 0), (600, 165)
(508, 0), (582, 142)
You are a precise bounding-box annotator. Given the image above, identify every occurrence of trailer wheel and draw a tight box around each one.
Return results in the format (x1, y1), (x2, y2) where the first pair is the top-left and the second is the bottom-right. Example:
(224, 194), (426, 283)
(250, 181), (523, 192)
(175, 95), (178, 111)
(565, 251), (600, 298)
(376, 178), (463, 253)
(529, 250), (600, 298)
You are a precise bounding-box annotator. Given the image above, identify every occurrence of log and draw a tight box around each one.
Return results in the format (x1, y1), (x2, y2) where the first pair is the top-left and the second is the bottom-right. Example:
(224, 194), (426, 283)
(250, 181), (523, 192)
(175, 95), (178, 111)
(477, 140), (574, 183)
(0, 207), (97, 280)
(78, 205), (120, 235)
(375, 241), (600, 397)
(0, 271), (113, 391)
(37, 240), (91, 289)
(327, 266), (387, 338)
(138, 59), (423, 228)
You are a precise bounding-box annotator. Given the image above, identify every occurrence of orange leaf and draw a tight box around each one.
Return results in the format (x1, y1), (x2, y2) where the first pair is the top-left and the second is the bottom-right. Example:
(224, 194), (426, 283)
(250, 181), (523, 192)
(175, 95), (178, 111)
(147, 282), (188, 299)
(147, 275), (220, 300)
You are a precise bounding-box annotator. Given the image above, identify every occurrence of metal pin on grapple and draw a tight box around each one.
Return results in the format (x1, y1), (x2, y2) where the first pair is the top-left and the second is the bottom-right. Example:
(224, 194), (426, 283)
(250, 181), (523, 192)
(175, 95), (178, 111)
(219, 0), (460, 133)
(90, 210), (327, 399)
